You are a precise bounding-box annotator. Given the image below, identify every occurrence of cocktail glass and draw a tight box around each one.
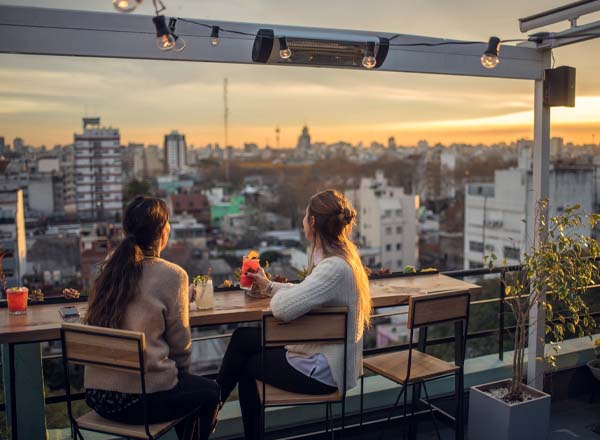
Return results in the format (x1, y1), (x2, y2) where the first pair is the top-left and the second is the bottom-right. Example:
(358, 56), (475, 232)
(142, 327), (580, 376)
(6, 287), (28, 315)
(240, 257), (260, 290)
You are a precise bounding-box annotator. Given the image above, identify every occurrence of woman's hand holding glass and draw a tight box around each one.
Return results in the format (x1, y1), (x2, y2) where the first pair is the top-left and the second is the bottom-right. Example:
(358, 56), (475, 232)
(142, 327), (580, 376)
(246, 266), (270, 292)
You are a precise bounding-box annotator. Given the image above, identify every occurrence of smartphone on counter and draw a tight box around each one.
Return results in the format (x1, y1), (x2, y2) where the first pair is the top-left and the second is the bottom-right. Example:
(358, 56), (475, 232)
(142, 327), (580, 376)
(59, 306), (80, 320)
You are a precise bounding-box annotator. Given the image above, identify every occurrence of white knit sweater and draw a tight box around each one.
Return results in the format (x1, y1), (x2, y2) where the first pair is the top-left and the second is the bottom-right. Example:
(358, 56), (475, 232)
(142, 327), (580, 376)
(270, 256), (363, 392)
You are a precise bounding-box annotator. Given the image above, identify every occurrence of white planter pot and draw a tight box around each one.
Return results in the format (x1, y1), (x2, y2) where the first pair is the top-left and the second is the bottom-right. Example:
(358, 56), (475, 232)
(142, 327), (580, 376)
(468, 379), (551, 440)
(588, 359), (600, 381)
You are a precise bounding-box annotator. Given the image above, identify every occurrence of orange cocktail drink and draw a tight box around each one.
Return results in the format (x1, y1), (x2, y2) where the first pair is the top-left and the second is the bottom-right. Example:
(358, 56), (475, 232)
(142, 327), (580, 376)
(6, 287), (28, 315)
(240, 257), (260, 290)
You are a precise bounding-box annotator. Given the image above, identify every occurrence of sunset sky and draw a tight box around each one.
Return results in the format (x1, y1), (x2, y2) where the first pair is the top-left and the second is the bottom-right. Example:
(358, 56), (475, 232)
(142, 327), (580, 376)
(1, 0), (599, 148)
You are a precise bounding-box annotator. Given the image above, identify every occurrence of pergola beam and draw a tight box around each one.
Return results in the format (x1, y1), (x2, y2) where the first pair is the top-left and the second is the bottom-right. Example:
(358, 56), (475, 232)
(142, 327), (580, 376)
(0, 5), (545, 80)
(537, 20), (600, 49)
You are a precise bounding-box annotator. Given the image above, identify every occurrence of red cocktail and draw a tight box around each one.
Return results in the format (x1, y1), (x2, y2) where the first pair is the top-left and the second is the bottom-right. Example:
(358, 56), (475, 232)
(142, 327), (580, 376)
(240, 257), (260, 290)
(6, 287), (28, 315)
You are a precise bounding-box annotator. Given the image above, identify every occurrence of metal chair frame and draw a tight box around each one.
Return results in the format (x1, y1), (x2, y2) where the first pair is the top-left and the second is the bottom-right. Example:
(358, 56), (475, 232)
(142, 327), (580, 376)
(360, 291), (471, 440)
(60, 324), (190, 440)
(258, 308), (349, 440)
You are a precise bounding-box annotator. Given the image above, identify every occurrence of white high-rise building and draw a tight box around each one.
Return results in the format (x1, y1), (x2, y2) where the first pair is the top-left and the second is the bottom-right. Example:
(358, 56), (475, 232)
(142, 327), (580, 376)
(464, 147), (594, 269)
(347, 171), (419, 271)
(0, 190), (27, 289)
(74, 118), (123, 219)
(164, 130), (187, 174)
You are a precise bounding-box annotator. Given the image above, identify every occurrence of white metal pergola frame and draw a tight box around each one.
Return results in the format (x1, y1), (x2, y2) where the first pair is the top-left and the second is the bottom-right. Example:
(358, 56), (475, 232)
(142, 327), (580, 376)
(0, 1), (599, 438)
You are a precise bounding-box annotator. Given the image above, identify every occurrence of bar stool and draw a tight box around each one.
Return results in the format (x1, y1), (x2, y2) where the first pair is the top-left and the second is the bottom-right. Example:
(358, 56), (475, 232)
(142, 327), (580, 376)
(361, 290), (470, 440)
(61, 323), (196, 440)
(255, 307), (349, 440)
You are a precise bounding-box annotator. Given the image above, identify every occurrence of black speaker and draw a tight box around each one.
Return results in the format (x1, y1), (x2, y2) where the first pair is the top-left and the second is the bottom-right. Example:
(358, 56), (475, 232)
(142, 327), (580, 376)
(544, 66), (576, 107)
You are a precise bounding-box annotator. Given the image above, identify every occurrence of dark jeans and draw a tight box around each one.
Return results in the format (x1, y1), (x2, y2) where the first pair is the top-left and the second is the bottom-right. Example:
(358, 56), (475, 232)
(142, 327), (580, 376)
(103, 372), (220, 440)
(217, 327), (337, 440)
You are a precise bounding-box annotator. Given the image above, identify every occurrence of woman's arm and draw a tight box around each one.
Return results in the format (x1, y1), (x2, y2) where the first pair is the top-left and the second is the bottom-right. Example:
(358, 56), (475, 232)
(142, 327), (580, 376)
(164, 268), (192, 371)
(270, 258), (345, 322)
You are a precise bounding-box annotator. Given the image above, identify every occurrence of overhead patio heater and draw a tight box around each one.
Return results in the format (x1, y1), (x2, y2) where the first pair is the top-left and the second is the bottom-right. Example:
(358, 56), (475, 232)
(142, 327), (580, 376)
(252, 29), (389, 69)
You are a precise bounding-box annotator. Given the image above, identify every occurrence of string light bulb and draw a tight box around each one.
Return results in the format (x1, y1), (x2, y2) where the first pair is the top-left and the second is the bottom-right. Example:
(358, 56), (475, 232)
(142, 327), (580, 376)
(481, 36), (501, 69)
(279, 37), (292, 59)
(112, 0), (142, 12)
(153, 15), (175, 51)
(210, 26), (220, 46)
(173, 35), (186, 52)
(167, 18), (186, 52)
(362, 42), (377, 69)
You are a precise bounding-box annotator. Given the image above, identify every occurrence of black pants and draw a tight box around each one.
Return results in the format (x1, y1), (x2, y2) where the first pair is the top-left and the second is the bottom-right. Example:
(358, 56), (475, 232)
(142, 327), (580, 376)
(106, 372), (220, 440)
(217, 327), (337, 440)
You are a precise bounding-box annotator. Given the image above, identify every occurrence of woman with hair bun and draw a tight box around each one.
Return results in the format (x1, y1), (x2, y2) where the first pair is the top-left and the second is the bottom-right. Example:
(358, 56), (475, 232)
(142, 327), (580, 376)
(85, 196), (219, 440)
(216, 189), (371, 440)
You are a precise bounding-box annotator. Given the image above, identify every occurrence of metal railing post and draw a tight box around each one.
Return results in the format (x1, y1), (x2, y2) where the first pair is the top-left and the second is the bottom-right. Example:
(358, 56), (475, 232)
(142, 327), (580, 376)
(498, 271), (506, 361)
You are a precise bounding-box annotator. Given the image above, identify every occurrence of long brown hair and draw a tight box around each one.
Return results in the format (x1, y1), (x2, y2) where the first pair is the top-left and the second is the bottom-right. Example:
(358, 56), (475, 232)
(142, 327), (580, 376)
(86, 196), (169, 328)
(307, 189), (371, 341)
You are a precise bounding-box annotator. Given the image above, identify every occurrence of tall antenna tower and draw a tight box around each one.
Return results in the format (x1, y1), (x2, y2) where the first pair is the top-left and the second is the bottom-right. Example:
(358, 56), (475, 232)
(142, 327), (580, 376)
(223, 78), (229, 148)
(275, 125), (280, 148)
(223, 78), (230, 181)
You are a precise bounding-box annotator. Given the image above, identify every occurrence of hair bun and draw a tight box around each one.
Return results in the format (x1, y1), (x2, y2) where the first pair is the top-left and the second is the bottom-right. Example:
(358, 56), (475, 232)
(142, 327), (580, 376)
(338, 207), (355, 226)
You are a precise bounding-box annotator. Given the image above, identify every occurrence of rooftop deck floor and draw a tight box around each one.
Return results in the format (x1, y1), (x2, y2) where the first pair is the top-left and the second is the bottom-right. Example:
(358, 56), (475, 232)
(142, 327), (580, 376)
(46, 395), (600, 439)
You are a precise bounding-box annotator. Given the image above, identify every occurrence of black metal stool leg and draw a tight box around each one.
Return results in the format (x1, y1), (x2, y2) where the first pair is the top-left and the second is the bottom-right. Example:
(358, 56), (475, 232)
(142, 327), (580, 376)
(378, 385), (406, 440)
(360, 375), (364, 436)
(329, 403), (335, 440)
(402, 384), (409, 440)
(341, 398), (345, 440)
(423, 381), (441, 440)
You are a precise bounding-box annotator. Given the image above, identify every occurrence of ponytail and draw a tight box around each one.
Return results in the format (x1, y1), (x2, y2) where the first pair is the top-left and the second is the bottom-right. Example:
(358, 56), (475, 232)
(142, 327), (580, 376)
(86, 237), (145, 328)
(86, 196), (169, 328)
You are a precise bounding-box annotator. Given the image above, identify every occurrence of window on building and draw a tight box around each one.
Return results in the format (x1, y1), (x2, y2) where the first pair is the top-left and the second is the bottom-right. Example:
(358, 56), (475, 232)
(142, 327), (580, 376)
(397, 260), (403, 267)
(385, 244), (392, 252)
(396, 226), (403, 234)
(363, 208), (367, 214)
(396, 243), (402, 251)
(395, 209), (402, 217)
(384, 210), (392, 218)
(504, 246), (520, 260)
(469, 241), (484, 252)
(469, 260), (482, 269)
(485, 244), (495, 252)
(368, 257), (375, 266)
(385, 227), (392, 235)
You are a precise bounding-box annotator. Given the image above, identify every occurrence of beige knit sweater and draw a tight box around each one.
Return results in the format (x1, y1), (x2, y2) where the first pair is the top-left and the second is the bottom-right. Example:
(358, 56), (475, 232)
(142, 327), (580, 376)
(84, 258), (191, 394)
(270, 256), (364, 393)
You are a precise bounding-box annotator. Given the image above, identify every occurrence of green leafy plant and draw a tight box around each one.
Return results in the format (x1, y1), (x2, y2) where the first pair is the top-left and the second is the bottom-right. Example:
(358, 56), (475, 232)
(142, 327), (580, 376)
(594, 338), (600, 360)
(485, 199), (600, 401)
(193, 268), (212, 286)
(297, 267), (310, 280)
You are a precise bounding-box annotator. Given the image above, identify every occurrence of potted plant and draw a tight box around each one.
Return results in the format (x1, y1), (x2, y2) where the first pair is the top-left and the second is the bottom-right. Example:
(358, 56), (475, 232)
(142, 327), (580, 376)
(469, 200), (600, 440)
(588, 338), (600, 382)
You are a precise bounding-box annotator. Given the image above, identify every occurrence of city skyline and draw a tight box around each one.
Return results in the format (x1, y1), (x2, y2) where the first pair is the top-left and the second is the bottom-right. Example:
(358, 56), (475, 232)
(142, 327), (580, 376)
(1, 0), (599, 147)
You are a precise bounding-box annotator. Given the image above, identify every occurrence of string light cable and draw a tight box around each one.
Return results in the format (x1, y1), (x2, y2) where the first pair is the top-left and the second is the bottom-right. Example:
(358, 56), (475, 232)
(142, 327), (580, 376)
(9, 2), (600, 65)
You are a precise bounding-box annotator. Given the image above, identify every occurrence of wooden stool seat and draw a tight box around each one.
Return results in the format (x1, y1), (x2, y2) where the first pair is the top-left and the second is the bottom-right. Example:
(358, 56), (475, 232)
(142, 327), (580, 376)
(76, 410), (182, 439)
(256, 380), (342, 405)
(364, 350), (459, 384)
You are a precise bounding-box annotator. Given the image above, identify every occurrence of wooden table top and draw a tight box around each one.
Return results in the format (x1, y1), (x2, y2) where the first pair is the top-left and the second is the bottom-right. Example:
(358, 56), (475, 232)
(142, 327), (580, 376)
(0, 274), (480, 344)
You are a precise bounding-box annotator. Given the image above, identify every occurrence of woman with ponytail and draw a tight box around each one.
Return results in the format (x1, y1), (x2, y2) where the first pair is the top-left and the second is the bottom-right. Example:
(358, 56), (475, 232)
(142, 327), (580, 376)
(85, 196), (219, 440)
(216, 189), (371, 440)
